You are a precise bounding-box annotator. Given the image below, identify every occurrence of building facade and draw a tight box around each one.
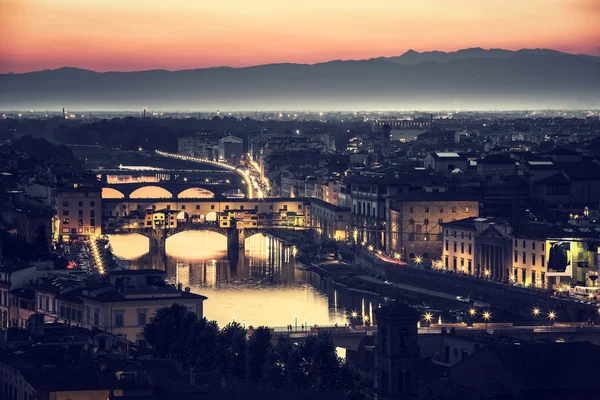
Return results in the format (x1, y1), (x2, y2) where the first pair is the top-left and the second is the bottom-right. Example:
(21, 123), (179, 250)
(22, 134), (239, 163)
(387, 191), (479, 261)
(56, 184), (102, 242)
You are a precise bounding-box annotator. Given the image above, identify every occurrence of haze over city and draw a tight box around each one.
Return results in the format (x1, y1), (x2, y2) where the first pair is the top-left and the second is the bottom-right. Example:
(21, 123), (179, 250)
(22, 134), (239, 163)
(1, 1), (600, 400)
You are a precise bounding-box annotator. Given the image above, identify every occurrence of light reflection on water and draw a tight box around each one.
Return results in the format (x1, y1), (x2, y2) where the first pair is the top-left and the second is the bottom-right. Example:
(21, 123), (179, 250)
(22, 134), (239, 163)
(108, 231), (354, 329)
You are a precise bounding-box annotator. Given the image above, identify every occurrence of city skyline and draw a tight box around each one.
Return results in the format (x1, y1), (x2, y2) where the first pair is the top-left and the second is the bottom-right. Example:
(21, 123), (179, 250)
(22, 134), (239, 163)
(1, 0), (600, 73)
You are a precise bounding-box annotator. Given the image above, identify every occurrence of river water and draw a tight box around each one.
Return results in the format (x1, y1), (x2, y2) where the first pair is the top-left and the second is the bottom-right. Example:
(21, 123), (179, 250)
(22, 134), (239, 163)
(108, 231), (381, 329)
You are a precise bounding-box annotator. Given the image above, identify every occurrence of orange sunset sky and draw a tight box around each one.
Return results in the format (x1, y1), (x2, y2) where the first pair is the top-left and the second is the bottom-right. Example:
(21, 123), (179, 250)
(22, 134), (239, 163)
(1, 0), (599, 73)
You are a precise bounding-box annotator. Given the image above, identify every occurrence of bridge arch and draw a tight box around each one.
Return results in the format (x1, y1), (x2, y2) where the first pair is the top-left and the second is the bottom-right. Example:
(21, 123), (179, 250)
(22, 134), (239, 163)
(130, 186), (173, 199)
(222, 189), (245, 198)
(178, 187), (215, 199)
(102, 187), (126, 199)
(176, 211), (190, 221)
(166, 230), (228, 259)
(206, 212), (218, 222)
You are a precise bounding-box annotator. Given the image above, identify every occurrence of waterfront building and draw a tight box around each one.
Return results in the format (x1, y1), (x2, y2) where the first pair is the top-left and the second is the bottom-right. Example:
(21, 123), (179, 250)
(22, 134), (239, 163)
(386, 190), (479, 261)
(308, 198), (351, 241)
(56, 183), (102, 242)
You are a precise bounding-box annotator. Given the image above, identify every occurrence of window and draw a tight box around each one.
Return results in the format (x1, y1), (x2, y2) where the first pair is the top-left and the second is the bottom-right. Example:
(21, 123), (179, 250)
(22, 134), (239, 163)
(468, 244), (472, 255)
(63, 201), (69, 207)
(514, 239), (518, 246)
(467, 259), (472, 273)
(445, 240), (449, 251)
(63, 218), (69, 225)
(453, 257), (457, 269)
(439, 207), (444, 213)
(445, 256), (449, 267)
(138, 311), (147, 326)
(531, 270), (536, 283)
(62, 210), (69, 216)
(78, 201), (83, 207)
(78, 219), (83, 226)
(225, 205), (229, 210)
(181, 205), (186, 210)
(409, 219), (414, 225)
(283, 205), (288, 210)
(196, 205), (200, 210)
(425, 207), (429, 213)
(532, 242), (536, 250)
(409, 207), (413, 213)
(240, 206), (244, 210)
(86, 307), (91, 323)
(424, 219), (429, 225)
(453, 242), (457, 252)
(115, 312), (124, 328)
(90, 201), (95, 207)
(522, 241), (526, 249)
(298, 204), (302, 209)
(439, 218), (443, 225)
(166, 205), (171, 210)
(78, 210), (83, 217)
(451, 207), (456, 213)
(211, 205), (215, 210)
(532, 254), (536, 266)
(522, 252), (527, 264)
(90, 210), (95, 218)
(460, 242), (464, 253)
(514, 251), (518, 262)
(465, 206), (470, 212)
(90, 219), (95, 227)
(541, 255), (545, 267)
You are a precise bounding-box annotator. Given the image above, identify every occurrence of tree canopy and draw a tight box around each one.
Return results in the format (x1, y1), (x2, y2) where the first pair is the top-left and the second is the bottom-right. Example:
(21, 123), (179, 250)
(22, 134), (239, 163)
(143, 304), (372, 398)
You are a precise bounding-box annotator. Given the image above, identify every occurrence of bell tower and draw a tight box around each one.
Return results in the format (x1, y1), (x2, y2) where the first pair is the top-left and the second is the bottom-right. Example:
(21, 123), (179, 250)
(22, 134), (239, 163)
(373, 302), (420, 399)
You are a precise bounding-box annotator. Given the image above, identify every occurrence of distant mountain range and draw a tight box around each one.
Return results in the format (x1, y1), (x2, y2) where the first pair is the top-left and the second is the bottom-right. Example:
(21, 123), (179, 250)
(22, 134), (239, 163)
(1, 48), (599, 110)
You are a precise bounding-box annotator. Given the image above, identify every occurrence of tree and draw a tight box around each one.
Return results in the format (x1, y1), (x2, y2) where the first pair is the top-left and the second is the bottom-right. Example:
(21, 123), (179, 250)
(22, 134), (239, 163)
(187, 318), (220, 371)
(143, 303), (191, 358)
(245, 326), (272, 382)
(218, 322), (247, 378)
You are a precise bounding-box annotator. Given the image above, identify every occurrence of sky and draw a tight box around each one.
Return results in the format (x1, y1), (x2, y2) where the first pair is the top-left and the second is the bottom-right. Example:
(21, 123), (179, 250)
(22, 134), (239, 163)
(1, 0), (599, 73)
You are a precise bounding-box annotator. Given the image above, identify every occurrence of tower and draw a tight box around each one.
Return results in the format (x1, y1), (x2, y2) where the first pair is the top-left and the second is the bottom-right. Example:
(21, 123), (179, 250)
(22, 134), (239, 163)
(62, 108), (66, 120)
(373, 302), (420, 399)
(382, 123), (392, 155)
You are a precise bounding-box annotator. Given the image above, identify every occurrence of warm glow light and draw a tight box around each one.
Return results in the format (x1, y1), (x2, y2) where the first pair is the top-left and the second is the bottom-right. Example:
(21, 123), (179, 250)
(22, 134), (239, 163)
(483, 270), (491, 277)
(533, 307), (540, 316)
(351, 311), (358, 318)
(469, 308), (476, 317)
(415, 256), (422, 264)
(482, 311), (491, 321)
(548, 311), (556, 320)
(424, 312), (433, 323)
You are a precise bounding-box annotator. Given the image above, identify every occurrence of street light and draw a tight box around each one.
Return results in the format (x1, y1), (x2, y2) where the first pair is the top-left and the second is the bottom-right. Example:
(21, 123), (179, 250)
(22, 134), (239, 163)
(483, 311), (491, 330)
(415, 256), (422, 265)
(424, 312), (433, 333)
(363, 315), (370, 330)
(469, 308), (477, 317)
(548, 311), (556, 330)
(533, 307), (540, 317)
(483, 270), (491, 279)
(368, 245), (374, 252)
(509, 274), (516, 283)
(294, 314), (298, 331)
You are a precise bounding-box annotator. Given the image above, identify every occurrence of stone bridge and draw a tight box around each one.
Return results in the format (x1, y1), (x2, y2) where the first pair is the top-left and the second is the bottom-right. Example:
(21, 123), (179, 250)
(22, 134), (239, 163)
(102, 181), (247, 200)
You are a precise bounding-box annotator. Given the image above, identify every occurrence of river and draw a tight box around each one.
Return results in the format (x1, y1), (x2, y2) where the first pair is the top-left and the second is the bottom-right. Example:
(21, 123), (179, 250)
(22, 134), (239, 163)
(107, 231), (381, 330)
